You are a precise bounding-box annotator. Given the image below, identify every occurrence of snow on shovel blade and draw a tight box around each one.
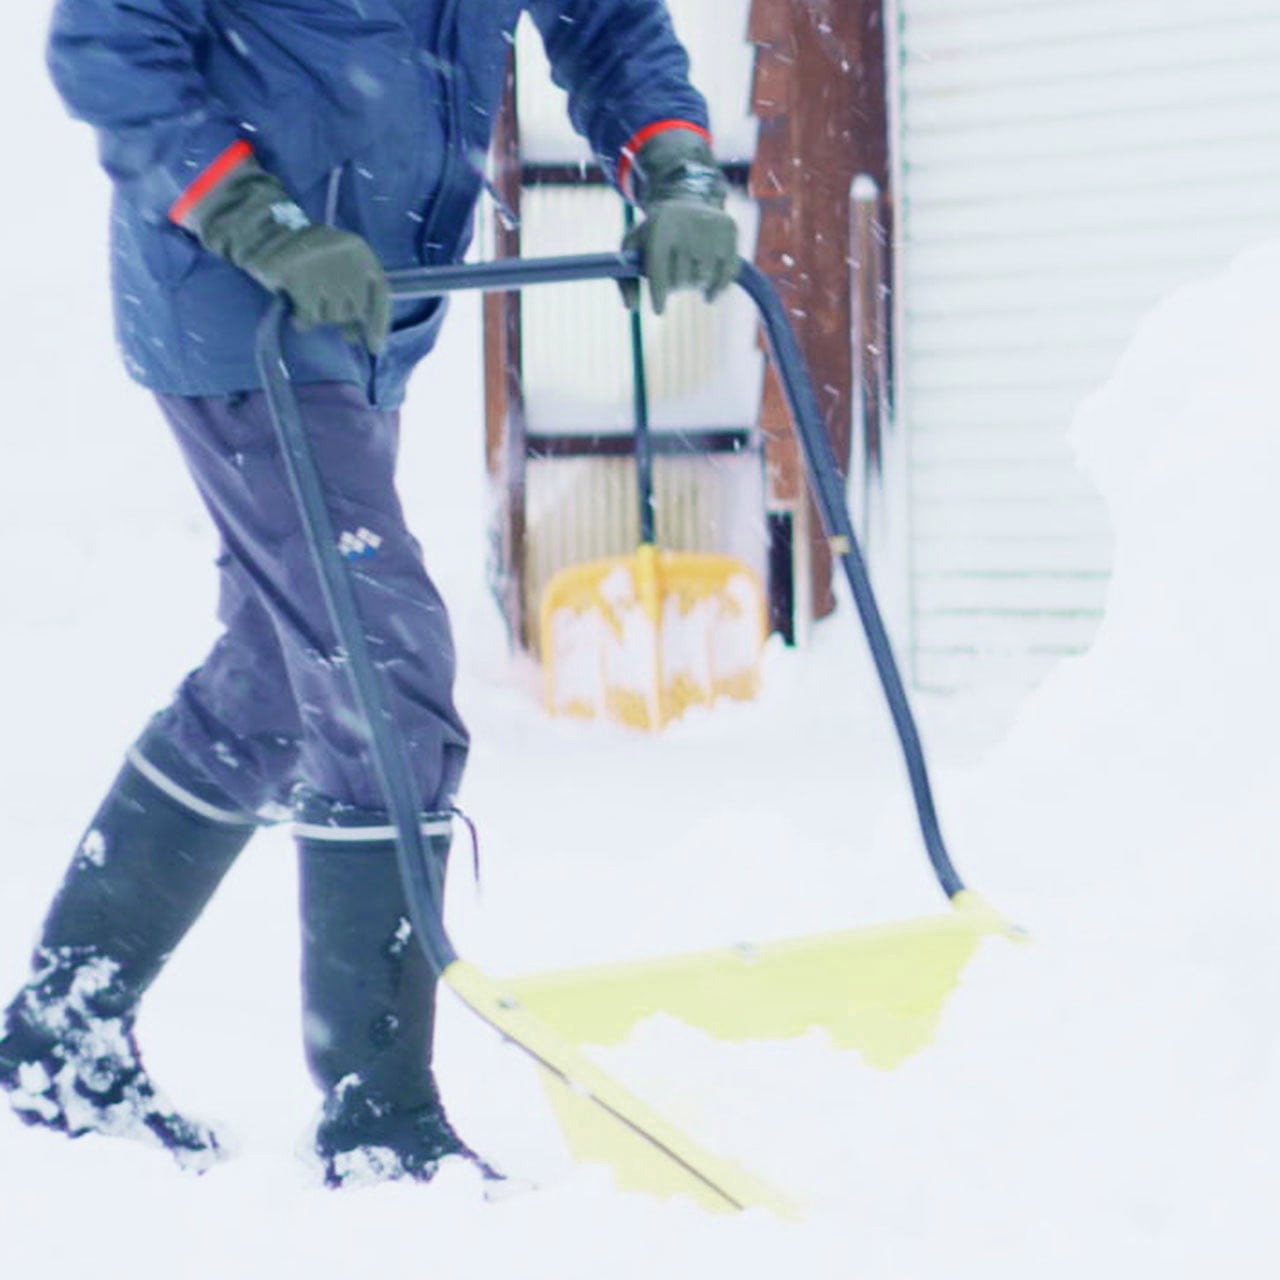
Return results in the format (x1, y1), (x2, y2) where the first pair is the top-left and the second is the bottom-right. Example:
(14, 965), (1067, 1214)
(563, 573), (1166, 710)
(484, 896), (1019, 1213)
(505, 893), (1021, 1073)
(540, 544), (767, 730)
(444, 961), (804, 1219)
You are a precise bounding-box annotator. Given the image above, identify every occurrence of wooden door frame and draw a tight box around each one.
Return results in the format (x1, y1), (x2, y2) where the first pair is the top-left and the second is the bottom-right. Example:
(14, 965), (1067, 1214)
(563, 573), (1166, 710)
(749, 0), (895, 623)
(483, 3), (898, 647)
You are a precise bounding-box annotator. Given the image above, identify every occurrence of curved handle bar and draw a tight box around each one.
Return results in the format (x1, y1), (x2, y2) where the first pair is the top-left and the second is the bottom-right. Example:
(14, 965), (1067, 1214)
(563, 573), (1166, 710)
(256, 254), (966, 981)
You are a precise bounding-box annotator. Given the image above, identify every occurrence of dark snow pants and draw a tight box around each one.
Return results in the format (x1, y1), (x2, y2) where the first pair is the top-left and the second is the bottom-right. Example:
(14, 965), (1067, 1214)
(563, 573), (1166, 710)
(138, 383), (469, 822)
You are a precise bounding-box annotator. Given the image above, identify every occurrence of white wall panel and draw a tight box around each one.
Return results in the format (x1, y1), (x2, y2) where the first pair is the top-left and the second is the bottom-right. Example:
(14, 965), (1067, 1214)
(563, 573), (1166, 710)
(894, 0), (1280, 690)
(517, 185), (762, 433)
(515, 0), (757, 163)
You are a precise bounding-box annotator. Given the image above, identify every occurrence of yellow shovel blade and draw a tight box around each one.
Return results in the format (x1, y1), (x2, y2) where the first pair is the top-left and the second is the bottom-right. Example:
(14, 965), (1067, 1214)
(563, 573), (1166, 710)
(540, 544), (767, 730)
(506, 893), (1022, 1073)
(444, 960), (804, 1219)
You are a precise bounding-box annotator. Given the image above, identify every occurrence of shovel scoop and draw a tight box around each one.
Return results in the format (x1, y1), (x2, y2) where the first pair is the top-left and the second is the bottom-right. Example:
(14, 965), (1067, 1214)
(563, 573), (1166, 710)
(541, 543), (766, 731)
(541, 211), (767, 731)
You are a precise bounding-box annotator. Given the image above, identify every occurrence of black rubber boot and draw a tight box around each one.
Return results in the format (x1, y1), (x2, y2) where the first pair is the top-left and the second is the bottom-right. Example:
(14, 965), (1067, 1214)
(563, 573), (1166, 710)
(0, 751), (256, 1169)
(296, 805), (490, 1188)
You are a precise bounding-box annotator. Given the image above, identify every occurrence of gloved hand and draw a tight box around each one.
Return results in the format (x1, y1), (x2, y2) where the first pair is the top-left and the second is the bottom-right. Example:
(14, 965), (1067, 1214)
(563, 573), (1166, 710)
(622, 130), (739, 315)
(179, 157), (391, 354)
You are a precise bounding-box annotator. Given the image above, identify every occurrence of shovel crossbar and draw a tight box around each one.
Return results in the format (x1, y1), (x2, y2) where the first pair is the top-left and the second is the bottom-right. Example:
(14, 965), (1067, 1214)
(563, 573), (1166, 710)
(255, 253), (968, 1215)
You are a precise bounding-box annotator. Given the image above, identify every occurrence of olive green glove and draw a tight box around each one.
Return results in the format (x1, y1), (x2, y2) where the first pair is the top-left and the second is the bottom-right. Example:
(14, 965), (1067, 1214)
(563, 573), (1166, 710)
(622, 130), (739, 314)
(180, 158), (391, 354)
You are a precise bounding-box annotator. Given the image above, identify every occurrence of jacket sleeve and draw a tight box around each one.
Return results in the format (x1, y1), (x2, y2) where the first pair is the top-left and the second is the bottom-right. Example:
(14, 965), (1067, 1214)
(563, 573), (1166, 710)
(47, 0), (249, 224)
(526, 0), (712, 195)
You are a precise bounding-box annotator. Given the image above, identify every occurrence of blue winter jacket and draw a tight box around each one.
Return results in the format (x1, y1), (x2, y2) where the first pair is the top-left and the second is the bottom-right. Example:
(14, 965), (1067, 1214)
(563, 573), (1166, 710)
(47, 0), (710, 407)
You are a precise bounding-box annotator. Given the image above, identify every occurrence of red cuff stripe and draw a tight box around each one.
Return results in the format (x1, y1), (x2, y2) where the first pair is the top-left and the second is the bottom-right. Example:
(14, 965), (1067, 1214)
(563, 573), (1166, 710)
(169, 139), (254, 226)
(617, 120), (712, 202)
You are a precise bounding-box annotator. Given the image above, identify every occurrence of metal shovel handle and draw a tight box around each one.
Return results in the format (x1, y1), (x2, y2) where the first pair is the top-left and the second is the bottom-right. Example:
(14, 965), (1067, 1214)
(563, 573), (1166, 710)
(256, 252), (965, 991)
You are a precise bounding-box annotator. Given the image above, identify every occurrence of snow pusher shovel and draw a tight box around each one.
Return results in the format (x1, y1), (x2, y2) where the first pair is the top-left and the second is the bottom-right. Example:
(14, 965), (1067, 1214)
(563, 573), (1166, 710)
(507, 891), (1012, 1074)
(539, 211), (767, 731)
(258, 252), (1018, 1220)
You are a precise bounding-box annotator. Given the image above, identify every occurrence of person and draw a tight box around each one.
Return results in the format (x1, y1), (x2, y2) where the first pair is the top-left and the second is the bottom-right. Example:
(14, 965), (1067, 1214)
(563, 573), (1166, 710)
(0, 0), (738, 1188)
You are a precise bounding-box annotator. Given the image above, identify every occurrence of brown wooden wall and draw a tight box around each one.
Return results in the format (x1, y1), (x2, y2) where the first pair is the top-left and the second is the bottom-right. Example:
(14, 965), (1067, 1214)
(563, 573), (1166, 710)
(750, 0), (891, 617)
(483, 57), (527, 643)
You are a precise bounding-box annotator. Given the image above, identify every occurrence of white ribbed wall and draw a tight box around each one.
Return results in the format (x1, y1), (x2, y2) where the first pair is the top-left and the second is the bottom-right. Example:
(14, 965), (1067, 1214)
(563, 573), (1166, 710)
(517, 185), (762, 433)
(894, 0), (1280, 690)
(515, 0), (757, 164)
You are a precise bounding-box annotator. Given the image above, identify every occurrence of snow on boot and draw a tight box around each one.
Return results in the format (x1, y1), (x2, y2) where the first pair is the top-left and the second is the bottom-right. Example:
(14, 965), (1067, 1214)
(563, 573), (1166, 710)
(296, 801), (498, 1188)
(0, 948), (222, 1170)
(314, 1073), (489, 1188)
(0, 743), (256, 1168)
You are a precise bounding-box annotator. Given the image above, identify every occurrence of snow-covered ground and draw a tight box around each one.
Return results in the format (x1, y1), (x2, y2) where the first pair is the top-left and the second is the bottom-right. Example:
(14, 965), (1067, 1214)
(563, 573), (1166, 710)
(2, 8), (1277, 1278)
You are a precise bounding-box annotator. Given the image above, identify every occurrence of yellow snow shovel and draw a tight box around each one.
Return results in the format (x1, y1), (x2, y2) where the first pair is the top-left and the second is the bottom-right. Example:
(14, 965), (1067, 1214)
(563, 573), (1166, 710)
(503, 892), (1021, 1211)
(540, 544), (767, 730)
(263, 252), (1018, 1222)
(540, 215), (767, 731)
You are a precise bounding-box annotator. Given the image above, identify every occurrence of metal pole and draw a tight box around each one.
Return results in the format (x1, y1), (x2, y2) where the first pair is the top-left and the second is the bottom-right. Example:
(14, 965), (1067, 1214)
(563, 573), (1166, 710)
(623, 204), (657, 546)
(256, 309), (459, 976)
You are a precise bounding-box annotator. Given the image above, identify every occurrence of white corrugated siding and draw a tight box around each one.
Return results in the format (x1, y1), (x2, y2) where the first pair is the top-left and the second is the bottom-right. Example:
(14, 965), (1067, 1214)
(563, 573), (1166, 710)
(517, 185), (762, 433)
(894, 0), (1280, 690)
(515, 0), (757, 163)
